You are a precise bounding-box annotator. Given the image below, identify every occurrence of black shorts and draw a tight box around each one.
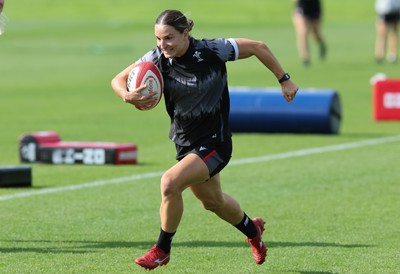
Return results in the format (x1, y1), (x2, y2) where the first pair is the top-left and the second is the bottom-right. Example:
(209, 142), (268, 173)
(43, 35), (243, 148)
(175, 138), (232, 177)
(379, 12), (400, 23)
(296, 0), (321, 20)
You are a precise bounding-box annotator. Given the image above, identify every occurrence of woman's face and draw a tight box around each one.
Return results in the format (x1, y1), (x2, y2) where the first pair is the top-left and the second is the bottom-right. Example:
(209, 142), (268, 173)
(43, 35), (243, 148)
(154, 24), (189, 58)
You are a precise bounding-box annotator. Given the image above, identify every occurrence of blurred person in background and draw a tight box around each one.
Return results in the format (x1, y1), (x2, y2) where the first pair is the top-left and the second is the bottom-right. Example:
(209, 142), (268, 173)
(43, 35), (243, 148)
(375, 0), (400, 63)
(292, 0), (326, 67)
(0, 0), (6, 35)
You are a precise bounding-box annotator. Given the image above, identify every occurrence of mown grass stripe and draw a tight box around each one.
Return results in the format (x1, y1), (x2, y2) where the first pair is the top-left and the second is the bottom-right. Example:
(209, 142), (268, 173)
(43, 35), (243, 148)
(1, 134), (399, 202)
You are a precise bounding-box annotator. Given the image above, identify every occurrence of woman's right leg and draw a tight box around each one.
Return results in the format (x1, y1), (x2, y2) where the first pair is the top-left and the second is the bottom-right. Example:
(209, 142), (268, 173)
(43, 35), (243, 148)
(135, 153), (210, 270)
(159, 153), (210, 233)
(293, 12), (310, 65)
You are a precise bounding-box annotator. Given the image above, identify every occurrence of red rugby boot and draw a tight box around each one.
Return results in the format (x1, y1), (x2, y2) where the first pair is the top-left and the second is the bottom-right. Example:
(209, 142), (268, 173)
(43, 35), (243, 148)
(247, 218), (267, 264)
(135, 244), (170, 270)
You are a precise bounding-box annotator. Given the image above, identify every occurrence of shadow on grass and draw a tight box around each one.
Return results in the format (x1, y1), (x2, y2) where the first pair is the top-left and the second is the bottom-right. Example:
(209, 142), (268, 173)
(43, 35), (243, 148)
(291, 270), (336, 274)
(0, 239), (373, 254)
(0, 247), (89, 254)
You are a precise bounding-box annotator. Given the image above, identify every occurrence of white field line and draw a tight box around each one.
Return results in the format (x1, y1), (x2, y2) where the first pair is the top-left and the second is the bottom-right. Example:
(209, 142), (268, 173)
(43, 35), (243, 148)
(1, 135), (400, 202)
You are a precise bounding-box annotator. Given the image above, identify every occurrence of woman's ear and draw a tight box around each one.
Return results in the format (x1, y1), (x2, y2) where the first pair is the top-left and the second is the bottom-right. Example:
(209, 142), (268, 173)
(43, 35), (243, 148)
(183, 28), (190, 38)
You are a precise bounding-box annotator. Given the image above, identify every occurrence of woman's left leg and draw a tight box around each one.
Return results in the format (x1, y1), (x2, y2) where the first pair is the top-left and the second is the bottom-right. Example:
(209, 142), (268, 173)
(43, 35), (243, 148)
(190, 174), (244, 225)
(376, 19), (387, 62)
(310, 19), (326, 59)
(190, 173), (267, 265)
(387, 22), (398, 62)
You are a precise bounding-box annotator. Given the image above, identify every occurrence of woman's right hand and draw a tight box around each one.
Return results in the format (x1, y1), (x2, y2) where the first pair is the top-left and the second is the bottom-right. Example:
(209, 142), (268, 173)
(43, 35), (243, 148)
(124, 84), (159, 109)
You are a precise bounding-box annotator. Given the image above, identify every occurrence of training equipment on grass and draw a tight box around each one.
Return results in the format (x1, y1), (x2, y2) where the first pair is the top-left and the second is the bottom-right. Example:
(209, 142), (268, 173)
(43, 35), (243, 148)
(0, 166), (32, 187)
(229, 87), (341, 134)
(373, 78), (400, 121)
(127, 61), (163, 111)
(19, 131), (137, 165)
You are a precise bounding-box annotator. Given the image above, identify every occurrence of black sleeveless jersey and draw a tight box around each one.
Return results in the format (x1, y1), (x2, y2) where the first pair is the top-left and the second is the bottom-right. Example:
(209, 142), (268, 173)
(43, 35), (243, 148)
(139, 37), (238, 146)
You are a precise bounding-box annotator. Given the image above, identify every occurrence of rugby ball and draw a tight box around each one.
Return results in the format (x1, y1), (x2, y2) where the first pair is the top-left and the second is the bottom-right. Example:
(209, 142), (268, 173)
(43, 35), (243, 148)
(126, 61), (163, 111)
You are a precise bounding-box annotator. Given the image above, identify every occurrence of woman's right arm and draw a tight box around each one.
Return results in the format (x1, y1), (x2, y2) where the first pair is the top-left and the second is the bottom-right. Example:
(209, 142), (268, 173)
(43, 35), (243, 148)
(111, 63), (137, 102)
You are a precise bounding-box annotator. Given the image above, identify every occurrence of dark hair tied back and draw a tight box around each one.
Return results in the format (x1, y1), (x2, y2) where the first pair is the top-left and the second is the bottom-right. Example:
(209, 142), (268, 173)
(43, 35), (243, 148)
(155, 10), (194, 33)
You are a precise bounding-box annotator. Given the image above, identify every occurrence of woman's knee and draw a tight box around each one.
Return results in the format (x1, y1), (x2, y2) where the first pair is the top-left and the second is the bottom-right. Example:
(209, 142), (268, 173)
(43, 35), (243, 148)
(200, 196), (224, 212)
(160, 171), (181, 197)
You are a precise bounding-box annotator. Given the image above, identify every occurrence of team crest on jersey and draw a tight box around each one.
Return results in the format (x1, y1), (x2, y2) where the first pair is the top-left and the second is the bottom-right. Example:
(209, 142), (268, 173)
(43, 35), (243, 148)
(193, 51), (204, 62)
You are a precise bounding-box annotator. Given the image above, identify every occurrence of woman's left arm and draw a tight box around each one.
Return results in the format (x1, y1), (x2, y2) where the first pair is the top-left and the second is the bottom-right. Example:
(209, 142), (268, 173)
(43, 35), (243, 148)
(235, 38), (299, 103)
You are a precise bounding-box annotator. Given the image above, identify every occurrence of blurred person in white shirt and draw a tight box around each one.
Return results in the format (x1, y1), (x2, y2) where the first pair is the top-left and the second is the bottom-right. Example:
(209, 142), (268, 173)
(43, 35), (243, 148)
(375, 0), (400, 63)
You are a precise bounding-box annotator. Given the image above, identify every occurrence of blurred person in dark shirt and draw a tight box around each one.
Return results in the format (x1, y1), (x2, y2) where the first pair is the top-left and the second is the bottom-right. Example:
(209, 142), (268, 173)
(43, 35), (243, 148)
(292, 0), (327, 67)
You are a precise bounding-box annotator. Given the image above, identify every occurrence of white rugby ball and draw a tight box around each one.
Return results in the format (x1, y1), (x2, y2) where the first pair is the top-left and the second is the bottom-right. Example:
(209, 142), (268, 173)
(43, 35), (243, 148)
(126, 61), (163, 111)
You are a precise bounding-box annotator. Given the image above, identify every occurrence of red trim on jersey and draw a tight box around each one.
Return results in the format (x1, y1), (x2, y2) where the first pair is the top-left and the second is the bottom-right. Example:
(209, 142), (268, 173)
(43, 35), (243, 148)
(203, 150), (217, 162)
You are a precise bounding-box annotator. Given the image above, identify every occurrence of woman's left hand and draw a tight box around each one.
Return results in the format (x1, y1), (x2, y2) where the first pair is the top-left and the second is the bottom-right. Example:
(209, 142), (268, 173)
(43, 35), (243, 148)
(281, 80), (299, 103)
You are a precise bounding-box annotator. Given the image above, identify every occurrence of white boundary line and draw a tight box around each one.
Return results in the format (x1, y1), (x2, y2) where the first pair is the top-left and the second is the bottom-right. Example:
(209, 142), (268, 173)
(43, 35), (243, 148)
(1, 135), (400, 201)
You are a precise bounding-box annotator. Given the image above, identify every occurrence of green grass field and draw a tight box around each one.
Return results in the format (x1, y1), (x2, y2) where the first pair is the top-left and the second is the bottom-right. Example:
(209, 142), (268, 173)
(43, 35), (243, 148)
(1, 0), (400, 273)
